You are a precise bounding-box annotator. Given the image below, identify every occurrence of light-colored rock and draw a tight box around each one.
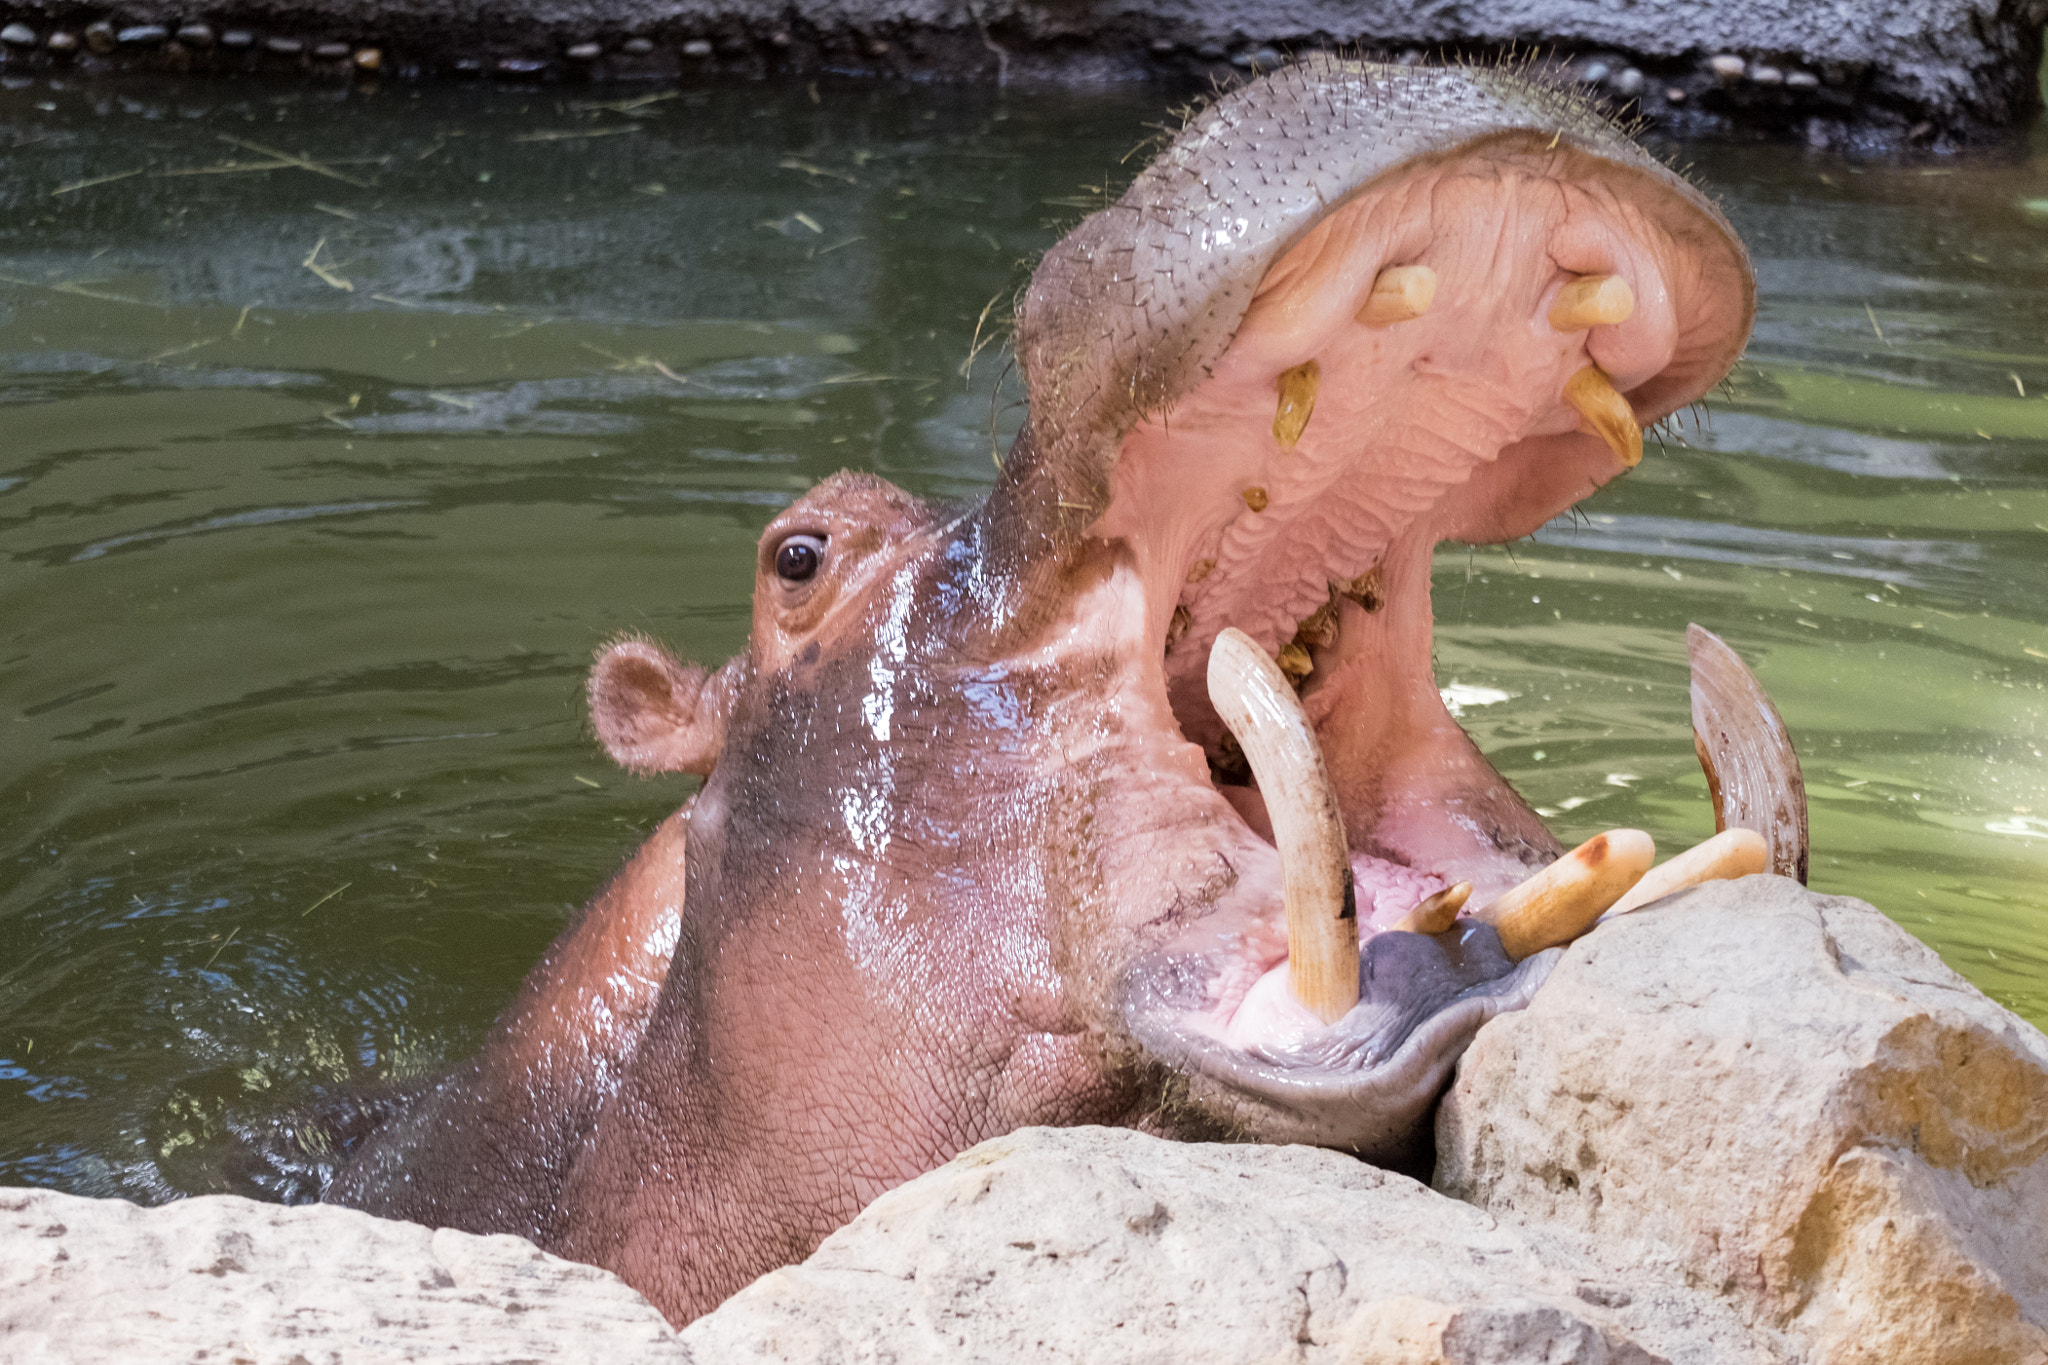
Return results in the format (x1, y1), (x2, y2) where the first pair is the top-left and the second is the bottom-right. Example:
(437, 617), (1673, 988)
(0, 1185), (684, 1364)
(8, 880), (2042, 1363)
(1437, 875), (2048, 1365)
(682, 1124), (1789, 1364)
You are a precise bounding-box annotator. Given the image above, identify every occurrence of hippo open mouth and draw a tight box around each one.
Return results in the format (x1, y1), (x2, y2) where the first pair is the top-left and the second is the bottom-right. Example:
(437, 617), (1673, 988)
(993, 57), (1761, 1154)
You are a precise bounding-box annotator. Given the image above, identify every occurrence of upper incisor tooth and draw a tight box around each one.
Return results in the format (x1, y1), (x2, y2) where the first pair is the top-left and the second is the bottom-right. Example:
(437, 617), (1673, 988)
(1272, 360), (1319, 448)
(1564, 364), (1644, 468)
(1357, 264), (1436, 328)
(1549, 273), (1635, 331)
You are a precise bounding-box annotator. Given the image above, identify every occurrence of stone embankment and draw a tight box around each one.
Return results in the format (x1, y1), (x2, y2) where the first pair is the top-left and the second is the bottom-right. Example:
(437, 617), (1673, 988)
(0, 0), (2039, 144)
(6, 878), (2046, 1363)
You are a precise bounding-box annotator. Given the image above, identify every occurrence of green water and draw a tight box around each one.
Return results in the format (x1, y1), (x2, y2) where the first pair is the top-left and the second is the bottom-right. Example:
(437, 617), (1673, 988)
(0, 76), (2042, 1201)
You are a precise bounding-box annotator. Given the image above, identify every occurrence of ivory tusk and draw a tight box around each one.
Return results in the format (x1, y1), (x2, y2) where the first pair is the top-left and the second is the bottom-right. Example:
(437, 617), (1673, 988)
(1564, 365), (1644, 469)
(1389, 881), (1472, 935)
(1549, 274), (1635, 331)
(1604, 827), (1769, 919)
(1357, 264), (1437, 328)
(1473, 829), (1655, 961)
(1689, 624), (1809, 884)
(1207, 627), (1358, 1024)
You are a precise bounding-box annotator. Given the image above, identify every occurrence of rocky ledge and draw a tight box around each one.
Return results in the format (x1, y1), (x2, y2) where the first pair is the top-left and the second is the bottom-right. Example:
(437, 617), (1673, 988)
(6, 877), (2046, 1363)
(0, 0), (2040, 145)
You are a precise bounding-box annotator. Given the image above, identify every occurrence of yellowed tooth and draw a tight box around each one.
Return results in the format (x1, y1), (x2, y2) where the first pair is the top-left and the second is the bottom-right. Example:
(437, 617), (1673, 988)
(1357, 264), (1437, 328)
(1602, 827), (1768, 918)
(1274, 640), (1314, 681)
(1272, 360), (1320, 448)
(1473, 828), (1655, 961)
(1548, 273), (1635, 331)
(1241, 486), (1270, 513)
(1165, 603), (1192, 652)
(1295, 593), (1339, 649)
(1564, 365), (1644, 469)
(1337, 566), (1382, 613)
(1390, 881), (1472, 935)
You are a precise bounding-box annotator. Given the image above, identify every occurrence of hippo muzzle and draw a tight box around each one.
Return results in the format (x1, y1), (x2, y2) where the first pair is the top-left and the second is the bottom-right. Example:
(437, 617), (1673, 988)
(986, 57), (1754, 1152)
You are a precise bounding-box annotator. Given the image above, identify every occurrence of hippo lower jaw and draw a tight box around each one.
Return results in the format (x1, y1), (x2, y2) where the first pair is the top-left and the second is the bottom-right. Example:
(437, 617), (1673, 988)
(1008, 68), (1759, 1156)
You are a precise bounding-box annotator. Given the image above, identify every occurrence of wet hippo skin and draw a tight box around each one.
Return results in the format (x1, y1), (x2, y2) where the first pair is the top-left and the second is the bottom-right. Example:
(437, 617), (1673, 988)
(326, 56), (1755, 1326)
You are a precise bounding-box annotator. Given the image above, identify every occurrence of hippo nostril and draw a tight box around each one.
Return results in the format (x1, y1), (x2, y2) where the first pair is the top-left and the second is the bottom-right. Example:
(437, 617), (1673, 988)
(1562, 364), (1644, 467)
(1549, 273), (1636, 331)
(1356, 264), (1437, 327)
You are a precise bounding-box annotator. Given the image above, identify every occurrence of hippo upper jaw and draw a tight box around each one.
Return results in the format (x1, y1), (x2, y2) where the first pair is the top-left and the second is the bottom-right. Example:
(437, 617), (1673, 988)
(988, 58), (1754, 1157)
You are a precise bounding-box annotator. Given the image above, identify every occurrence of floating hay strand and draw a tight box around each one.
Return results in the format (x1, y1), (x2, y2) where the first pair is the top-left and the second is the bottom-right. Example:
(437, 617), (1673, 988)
(301, 237), (354, 292)
(217, 134), (380, 188)
(51, 166), (147, 197)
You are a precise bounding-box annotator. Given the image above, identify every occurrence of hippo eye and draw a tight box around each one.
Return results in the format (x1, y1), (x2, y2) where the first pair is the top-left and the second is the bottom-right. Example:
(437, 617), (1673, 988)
(774, 534), (825, 583)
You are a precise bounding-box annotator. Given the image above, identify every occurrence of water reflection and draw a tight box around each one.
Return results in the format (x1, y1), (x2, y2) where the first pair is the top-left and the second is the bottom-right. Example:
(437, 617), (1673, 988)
(0, 73), (2041, 1203)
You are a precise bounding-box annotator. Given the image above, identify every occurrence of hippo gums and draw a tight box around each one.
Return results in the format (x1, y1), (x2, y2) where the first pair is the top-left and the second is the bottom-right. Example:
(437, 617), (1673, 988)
(328, 56), (1806, 1324)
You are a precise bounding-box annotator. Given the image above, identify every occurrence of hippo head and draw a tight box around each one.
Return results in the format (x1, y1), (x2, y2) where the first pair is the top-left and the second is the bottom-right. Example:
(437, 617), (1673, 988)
(594, 53), (1750, 1159)
(332, 56), (1758, 1326)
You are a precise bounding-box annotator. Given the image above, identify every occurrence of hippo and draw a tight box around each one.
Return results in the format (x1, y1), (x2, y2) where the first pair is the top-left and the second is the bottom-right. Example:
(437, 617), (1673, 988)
(327, 55), (1779, 1326)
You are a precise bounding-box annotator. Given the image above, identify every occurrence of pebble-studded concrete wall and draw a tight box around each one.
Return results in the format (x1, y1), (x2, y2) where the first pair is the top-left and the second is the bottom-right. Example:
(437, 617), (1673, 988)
(0, 0), (2040, 145)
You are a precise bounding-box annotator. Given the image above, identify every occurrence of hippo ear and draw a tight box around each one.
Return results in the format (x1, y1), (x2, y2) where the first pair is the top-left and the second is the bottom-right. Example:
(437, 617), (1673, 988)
(588, 639), (736, 777)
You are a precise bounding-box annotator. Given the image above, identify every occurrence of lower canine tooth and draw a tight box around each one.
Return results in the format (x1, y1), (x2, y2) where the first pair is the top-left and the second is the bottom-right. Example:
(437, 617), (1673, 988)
(1358, 264), (1437, 327)
(1390, 881), (1472, 935)
(1207, 627), (1358, 1024)
(1603, 827), (1768, 918)
(1564, 364), (1644, 468)
(1474, 829), (1655, 961)
(1273, 360), (1320, 448)
(1689, 624), (1810, 884)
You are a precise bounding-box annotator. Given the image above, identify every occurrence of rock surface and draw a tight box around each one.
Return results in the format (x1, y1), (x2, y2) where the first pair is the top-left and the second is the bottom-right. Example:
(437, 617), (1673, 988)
(0, 1184), (685, 1363)
(680, 1124), (1788, 1364)
(4, 879), (2045, 1362)
(1439, 875), (2048, 1365)
(0, 0), (2040, 139)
